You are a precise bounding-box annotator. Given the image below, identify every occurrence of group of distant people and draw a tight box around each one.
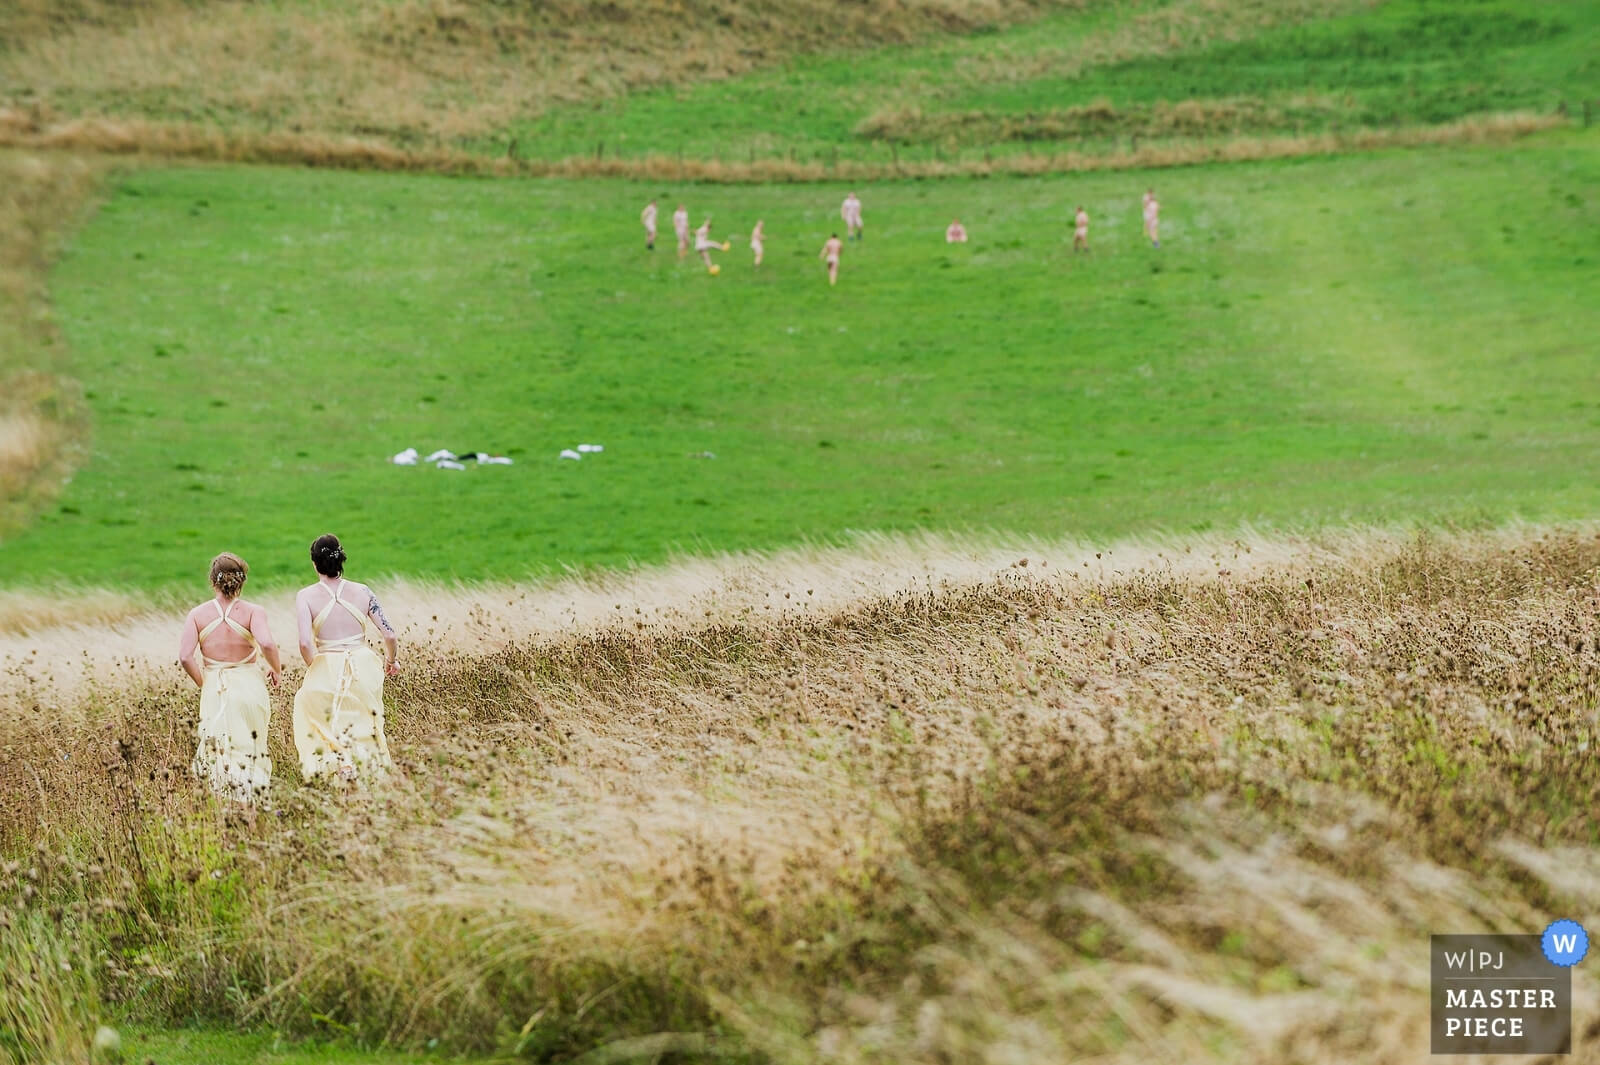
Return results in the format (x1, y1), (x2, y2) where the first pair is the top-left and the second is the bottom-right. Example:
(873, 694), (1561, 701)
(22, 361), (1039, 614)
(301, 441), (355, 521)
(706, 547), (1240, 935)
(641, 186), (1164, 284)
(640, 192), (866, 285)
(953, 188), (1160, 254)
(178, 535), (399, 807)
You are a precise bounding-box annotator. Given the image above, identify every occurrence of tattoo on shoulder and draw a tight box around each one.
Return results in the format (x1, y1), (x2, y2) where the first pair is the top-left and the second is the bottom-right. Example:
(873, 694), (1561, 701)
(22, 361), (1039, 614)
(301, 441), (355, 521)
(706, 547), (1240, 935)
(368, 592), (395, 633)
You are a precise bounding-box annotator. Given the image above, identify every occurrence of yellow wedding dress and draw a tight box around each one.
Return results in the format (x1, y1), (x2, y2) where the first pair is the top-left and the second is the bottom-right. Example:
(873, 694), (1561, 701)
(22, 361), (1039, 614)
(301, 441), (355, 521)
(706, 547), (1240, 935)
(292, 579), (393, 781)
(192, 601), (272, 803)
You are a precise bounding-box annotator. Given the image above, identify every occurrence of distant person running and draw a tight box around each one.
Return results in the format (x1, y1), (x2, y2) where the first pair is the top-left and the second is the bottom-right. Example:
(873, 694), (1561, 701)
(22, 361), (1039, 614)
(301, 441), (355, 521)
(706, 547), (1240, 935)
(1143, 188), (1160, 248)
(841, 192), (864, 241)
(640, 198), (659, 251)
(1074, 206), (1090, 252)
(695, 217), (730, 272)
(673, 203), (691, 259)
(945, 218), (968, 244)
(820, 233), (843, 286)
(293, 534), (398, 784)
(750, 219), (765, 267)
(179, 552), (283, 806)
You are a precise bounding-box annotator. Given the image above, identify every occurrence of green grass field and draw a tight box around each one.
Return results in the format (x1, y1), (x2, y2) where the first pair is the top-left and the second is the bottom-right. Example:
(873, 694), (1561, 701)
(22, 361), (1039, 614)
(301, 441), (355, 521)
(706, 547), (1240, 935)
(7, 133), (1596, 592)
(501, 0), (1600, 165)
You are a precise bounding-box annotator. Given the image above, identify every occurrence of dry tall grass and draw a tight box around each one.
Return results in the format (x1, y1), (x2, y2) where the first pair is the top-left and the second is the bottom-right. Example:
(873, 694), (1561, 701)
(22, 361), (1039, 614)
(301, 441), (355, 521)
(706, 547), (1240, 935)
(854, 94), (1353, 143)
(5, 525), (1600, 1062)
(0, 108), (1565, 181)
(0, 151), (102, 536)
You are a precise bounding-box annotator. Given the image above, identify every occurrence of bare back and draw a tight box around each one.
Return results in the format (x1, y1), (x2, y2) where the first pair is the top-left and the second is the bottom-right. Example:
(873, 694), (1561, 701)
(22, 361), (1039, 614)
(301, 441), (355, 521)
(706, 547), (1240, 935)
(190, 599), (260, 664)
(300, 579), (369, 644)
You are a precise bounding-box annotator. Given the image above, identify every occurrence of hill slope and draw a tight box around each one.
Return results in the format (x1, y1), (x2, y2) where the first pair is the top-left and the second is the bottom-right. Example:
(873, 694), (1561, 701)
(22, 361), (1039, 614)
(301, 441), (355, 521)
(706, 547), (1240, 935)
(2, 0), (1590, 167)
(0, 0), (1081, 148)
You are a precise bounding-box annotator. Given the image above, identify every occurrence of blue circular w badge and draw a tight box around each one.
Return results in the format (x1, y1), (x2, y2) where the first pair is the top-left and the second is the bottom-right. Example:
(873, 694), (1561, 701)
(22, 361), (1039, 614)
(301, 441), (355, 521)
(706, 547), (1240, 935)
(1542, 920), (1589, 967)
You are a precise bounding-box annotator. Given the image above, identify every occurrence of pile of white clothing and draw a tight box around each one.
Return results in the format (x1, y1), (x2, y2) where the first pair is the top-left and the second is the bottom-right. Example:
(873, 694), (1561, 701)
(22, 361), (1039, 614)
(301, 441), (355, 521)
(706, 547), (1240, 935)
(392, 447), (515, 469)
(560, 443), (605, 460)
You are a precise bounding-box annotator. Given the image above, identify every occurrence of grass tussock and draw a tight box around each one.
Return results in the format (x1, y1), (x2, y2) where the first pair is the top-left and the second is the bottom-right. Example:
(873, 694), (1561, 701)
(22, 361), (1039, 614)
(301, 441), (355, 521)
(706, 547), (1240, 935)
(854, 94), (1359, 143)
(0, 109), (1565, 183)
(0, 151), (102, 537)
(4, 526), (1600, 1061)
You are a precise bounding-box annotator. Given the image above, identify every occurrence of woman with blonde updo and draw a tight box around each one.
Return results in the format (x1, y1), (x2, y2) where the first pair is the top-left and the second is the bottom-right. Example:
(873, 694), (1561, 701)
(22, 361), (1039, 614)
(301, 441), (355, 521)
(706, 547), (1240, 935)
(178, 553), (283, 804)
(292, 534), (398, 782)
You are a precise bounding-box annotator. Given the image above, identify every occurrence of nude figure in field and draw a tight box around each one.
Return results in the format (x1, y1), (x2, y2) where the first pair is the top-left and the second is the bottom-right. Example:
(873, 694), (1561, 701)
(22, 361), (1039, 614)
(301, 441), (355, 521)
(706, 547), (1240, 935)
(820, 233), (843, 286)
(673, 203), (690, 259)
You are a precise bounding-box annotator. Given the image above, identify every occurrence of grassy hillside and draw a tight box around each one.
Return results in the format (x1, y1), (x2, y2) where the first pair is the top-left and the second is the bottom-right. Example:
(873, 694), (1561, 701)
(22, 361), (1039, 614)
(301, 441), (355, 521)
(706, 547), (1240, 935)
(2, 0), (1590, 168)
(2, 136), (1594, 591)
(6, 528), (1600, 1062)
(0, 0), (1081, 150)
(510, 0), (1600, 166)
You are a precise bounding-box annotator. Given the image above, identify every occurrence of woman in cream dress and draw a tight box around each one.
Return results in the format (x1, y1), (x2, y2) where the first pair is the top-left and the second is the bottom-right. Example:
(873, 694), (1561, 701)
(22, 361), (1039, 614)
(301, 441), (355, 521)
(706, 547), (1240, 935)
(178, 553), (283, 804)
(292, 534), (399, 782)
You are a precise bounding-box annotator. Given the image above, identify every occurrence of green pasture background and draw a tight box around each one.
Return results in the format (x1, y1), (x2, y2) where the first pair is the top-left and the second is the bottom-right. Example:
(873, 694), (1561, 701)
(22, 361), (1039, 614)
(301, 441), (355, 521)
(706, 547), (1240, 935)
(5, 135), (1597, 592)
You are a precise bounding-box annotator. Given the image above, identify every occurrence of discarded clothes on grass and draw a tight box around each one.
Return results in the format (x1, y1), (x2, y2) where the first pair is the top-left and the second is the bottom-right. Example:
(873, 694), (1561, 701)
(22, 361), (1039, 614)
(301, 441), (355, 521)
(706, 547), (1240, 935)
(391, 447), (515, 470)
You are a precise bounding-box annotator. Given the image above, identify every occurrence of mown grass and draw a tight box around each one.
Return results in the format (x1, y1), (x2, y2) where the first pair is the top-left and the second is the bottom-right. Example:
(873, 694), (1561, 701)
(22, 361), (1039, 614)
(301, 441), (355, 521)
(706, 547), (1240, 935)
(505, 0), (1598, 165)
(6, 527), (1600, 1062)
(3, 136), (1596, 592)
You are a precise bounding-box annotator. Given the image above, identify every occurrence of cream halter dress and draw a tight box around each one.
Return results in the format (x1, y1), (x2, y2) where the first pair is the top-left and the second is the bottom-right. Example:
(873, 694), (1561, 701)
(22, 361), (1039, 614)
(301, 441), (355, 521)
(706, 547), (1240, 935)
(292, 579), (393, 781)
(192, 600), (273, 803)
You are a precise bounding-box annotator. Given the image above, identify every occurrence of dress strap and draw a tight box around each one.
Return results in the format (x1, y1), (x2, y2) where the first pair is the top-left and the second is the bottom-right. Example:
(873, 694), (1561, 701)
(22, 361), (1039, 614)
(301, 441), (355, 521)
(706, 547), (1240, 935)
(197, 601), (226, 642)
(199, 599), (258, 667)
(311, 580), (368, 647)
(331, 580), (367, 625)
(219, 600), (255, 641)
(311, 581), (341, 637)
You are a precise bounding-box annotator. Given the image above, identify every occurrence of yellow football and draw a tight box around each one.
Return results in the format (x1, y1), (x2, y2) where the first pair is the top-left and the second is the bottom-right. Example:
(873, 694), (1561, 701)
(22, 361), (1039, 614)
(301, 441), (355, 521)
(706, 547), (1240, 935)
(722, 242), (732, 251)
(709, 264), (721, 275)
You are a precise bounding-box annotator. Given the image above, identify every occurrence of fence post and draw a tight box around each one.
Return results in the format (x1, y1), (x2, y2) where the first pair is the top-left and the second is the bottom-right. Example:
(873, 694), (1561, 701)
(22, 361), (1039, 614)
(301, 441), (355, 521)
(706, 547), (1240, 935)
(1585, 100), (1593, 128)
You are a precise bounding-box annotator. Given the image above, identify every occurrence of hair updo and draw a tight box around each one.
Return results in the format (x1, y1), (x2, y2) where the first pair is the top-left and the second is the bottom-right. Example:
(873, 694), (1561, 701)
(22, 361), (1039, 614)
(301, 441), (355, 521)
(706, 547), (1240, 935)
(209, 553), (248, 598)
(310, 533), (346, 577)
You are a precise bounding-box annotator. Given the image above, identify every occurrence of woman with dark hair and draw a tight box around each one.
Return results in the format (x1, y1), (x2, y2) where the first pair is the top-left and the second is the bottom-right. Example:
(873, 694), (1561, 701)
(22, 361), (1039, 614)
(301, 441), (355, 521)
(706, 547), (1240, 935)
(292, 534), (398, 781)
(178, 552), (282, 804)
